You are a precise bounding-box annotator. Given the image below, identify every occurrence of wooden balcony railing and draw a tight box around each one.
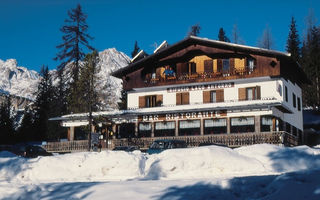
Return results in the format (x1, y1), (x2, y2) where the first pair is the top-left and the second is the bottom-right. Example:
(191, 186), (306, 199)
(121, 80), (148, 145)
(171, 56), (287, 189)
(146, 67), (255, 86)
(42, 131), (298, 153)
(113, 131), (297, 149)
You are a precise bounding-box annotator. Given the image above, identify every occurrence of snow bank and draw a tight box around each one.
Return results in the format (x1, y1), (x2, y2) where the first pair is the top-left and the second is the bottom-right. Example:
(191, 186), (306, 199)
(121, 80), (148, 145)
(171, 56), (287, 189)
(1, 144), (320, 183)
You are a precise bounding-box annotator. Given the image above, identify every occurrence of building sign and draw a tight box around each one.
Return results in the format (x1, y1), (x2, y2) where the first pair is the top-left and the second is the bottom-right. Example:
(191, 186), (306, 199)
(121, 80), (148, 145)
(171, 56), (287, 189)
(140, 110), (227, 122)
(167, 82), (234, 93)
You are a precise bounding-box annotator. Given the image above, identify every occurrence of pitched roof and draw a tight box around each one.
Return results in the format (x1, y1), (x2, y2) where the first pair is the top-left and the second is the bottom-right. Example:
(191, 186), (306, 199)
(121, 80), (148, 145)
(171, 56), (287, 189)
(111, 36), (310, 84)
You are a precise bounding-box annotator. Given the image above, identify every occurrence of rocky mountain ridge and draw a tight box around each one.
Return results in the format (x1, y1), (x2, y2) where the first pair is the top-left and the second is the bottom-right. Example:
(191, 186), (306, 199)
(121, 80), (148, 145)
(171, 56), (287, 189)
(0, 48), (130, 109)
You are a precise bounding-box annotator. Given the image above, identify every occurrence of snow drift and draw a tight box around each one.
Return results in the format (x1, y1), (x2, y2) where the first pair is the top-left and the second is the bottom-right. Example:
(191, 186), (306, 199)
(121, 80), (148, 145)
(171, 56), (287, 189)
(1, 144), (320, 183)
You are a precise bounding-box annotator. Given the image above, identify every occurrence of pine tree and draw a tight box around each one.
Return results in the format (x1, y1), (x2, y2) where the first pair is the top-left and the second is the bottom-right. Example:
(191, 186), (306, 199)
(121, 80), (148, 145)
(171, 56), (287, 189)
(54, 4), (94, 114)
(33, 65), (57, 141)
(118, 89), (127, 110)
(258, 24), (274, 49)
(301, 26), (320, 108)
(218, 28), (230, 42)
(0, 97), (15, 144)
(131, 41), (140, 58)
(77, 50), (100, 113)
(286, 17), (301, 62)
(187, 24), (201, 37)
(17, 107), (35, 143)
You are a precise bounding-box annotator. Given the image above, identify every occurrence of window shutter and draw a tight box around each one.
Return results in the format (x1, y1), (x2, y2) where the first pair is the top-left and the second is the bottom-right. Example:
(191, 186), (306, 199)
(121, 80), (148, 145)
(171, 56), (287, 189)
(176, 93), (182, 105)
(179, 62), (189, 74)
(256, 86), (261, 100)
(238, 88), (246, 101)
(203, 91), (210, 103)
(156, 95), (163, 106)
(204, 60), (213, 73)
(139, 96), (145, 108)
(217, 59), (223, 72)
(229, 58), (235, 73)
(182, 92), (190, 105)
(189, 62), (196, 74)
(216, 89), (224, 102)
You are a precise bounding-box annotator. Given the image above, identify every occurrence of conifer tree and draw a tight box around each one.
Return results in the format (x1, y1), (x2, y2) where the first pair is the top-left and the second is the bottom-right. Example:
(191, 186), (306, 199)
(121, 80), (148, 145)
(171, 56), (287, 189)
(33, 65), (57, 141)
(0, 97), (15, 144)
(17, 107), (35, 143)
(301, 26), (320, 108)
(187, 24), (201, 37)
(54, 4), (94, 114)
(131, 41), (140, 58)
(218, 28), (230, 42)
(286, 17), (301, 62)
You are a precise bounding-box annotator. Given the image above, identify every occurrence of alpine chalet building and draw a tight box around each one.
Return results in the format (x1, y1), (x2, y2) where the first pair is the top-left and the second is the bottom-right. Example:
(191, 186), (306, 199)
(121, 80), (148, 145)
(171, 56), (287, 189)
(110, 36), (309, 147)
(52, 36), (310, 149)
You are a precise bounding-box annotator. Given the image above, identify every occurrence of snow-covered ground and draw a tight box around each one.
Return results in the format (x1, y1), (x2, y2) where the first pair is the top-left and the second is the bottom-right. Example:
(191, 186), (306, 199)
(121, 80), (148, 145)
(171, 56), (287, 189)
(1, 144), (320, 199)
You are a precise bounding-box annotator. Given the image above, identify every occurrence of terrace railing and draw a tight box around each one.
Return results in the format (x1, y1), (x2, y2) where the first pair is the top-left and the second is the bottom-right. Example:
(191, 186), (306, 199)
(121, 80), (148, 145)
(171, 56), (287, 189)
(42, 131), (298, 153)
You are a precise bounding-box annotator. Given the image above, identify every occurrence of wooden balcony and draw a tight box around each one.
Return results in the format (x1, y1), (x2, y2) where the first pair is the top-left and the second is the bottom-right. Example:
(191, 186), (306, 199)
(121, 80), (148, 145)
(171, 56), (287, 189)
(42, 131), (298, 153)
(145, 68), (255, 87)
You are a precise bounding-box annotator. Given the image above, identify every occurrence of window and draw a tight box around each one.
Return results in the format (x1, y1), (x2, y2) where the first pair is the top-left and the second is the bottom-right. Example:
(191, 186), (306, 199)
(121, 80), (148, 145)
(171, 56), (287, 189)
(223, 59), (230, 72)
(247, 88), (254, 100)
(297, 97), (301, 111)
(239, 86), (260, 101)
(204, 118), (227, 134)
(285, 86), (288, 102)
(179, 120), (200, 136)
(292, 93), (296, 108)
(248, 59), (255, 72)
(139, 95), (163, 108)
(203, 90), (224, 103)
(189, 62), (197, 74)
(246, 87), (260, 100)
(210, 91), (216, 103)
(176, 92), (189, 105)
(261, 116), (273, 132)
(230, 117), (255, 133)
(138, 123), (152, 137)
(146, 95), (157, 108)
(155, 122), (175, 137)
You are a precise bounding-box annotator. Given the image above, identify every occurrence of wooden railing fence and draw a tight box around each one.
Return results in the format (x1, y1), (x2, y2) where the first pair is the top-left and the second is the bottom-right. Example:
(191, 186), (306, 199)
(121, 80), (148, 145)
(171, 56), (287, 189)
(42, 131), (298, 153)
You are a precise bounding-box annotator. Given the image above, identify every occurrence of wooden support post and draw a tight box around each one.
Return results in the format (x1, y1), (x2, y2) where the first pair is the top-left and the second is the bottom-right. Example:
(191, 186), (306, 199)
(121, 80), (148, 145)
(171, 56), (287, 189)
(68, 126), (75, 141)
(227, 118), (230, 134)
(151, 122), (155, 138)
(175, 120), (179, 136)
(135, 121), (139, 137)
(200, 119), (204, 135)
(255, 116), (261, 133)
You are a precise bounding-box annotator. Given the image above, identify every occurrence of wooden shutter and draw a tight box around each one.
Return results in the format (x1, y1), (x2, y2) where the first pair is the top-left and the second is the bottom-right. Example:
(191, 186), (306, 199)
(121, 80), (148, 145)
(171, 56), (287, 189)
(203, 91), (210, 103)
(204, 60), (213, 73)
(256, 86), (261, 100)
(156, 95), (163, 106)
(217, 59), (223, 72)
(229, 58), (235, 74)
(176, 93), (182, 105)
(182, 92), (189, 105)
(238, 88), (246, 101)
(139, 96), (145, 108)
(216, 89), (224, 102)
(189, 62), (196, 74)
(179, 62), (189, 74)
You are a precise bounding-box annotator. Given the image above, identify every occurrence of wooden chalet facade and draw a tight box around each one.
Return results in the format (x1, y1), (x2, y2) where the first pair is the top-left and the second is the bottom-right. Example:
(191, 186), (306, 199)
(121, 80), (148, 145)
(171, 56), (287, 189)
(52, 36), (310, 150)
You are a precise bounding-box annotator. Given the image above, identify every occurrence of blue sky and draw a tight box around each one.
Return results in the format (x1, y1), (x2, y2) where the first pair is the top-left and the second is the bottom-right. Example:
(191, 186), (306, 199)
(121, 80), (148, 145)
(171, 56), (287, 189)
(1, 0), (320, 72)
